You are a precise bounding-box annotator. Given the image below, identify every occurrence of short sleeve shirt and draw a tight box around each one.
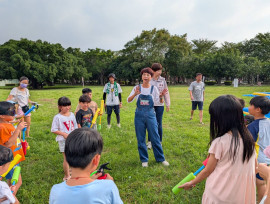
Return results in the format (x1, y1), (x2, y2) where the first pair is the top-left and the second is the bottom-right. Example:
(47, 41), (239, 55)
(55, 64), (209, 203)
(76, 108), (93, 128)
(49, 179), (123, 204)
(188, 81), (205, 101)
(0, 181), (16, 204)
(9, 87), (30, 107)
(0, 123), (25, 163)
(103, 83), (122, 106)
(51, 113), (78, 141)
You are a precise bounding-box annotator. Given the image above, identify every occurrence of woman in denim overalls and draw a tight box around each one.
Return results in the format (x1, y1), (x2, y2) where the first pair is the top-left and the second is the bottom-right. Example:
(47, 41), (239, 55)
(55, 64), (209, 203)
(128, 68), (169, 167)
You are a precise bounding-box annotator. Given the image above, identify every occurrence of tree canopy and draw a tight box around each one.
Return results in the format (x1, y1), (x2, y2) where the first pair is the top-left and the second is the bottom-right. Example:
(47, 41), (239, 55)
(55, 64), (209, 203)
(1, 30), (270, 88)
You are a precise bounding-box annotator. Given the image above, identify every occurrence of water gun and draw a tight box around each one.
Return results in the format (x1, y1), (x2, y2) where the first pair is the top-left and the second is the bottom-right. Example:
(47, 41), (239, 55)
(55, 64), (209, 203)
(0, 154), (22, 178)
(20, 104), (39, 155)
(11, 166), (21, 193)
(172, 158), (209, 194)
(90, 162), (111, 179)
(90, 108), (100, 128)
(98, 100), (104, 130)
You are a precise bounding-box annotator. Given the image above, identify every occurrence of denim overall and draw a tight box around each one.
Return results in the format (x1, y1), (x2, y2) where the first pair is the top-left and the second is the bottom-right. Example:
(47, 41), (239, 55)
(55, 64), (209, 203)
(135, 85), (165, 162)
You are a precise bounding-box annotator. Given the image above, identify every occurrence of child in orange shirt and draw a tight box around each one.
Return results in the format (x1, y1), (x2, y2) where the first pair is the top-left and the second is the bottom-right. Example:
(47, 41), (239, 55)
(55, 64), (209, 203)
(0, 101), (27, 195)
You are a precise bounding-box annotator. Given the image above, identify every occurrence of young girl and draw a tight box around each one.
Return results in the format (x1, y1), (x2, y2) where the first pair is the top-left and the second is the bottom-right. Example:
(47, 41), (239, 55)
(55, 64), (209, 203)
(180, 95), (256, 203)
(127, 68), (169, 167)
(51, 97), (78, 181)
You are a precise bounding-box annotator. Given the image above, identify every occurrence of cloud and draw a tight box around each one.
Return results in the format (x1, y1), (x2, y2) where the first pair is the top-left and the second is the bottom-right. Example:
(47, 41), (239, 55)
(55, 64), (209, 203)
(0, 0), (270, 50)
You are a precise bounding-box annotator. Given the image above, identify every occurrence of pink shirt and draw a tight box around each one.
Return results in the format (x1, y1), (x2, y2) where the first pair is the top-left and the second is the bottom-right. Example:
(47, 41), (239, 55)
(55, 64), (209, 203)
(202, 133), (256, 204)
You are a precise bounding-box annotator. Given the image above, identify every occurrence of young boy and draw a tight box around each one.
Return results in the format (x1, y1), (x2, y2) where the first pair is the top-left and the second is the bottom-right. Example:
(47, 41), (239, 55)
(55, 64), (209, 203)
(103, 73), (122, 128)
(0, 145), (19, 204)
(188, 73), (205, 124)
(49, 128), (123, 204)
(247, 96), (270, 202)
(75, 95), (94, 128)
(0, 101), (26, 196)
(75, 88), (98, 116)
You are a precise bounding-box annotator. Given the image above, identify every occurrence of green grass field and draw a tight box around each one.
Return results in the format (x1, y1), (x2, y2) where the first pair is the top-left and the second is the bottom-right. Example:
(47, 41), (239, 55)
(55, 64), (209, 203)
(0, 85), (268, 203)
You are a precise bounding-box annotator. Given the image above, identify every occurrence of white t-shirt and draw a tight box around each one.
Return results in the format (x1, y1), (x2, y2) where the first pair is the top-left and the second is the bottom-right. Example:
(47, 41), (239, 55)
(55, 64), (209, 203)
(103, 83), (122, 106)
(127, 85), (160, 104)
(0, 181), (15, 204)
(9, 87), (30, 107)
(51, 113), (78, 142)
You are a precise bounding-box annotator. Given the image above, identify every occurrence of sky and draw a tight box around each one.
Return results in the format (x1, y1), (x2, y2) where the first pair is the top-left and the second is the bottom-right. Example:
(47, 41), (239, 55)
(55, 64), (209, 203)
(1, 0), (270, 51)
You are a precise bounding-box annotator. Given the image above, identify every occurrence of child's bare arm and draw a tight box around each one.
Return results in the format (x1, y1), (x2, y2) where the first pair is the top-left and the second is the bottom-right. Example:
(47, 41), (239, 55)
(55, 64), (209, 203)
(52, 131), (68, 139)
(4, 122), (27, 148)
(179, 154), (217, 190)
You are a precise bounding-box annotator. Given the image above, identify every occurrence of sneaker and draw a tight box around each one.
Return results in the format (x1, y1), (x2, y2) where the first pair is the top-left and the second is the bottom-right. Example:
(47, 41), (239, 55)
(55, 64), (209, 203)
(147, 141), (152, 149)
(200, 122), (204, 125)
(142, 162), (148, 167)
(107, 125), (111, 129)
(117, 123), (121, 128)
(162, 160), (170, 166)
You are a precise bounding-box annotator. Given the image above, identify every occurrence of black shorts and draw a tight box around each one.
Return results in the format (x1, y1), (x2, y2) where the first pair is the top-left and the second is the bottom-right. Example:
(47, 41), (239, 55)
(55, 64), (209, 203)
(106, 105), (120, 115)
(192, 101), (203, 110)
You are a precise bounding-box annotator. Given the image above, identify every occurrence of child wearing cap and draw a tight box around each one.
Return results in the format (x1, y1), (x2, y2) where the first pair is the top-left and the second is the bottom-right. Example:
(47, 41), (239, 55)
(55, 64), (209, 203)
(103, 73), (122, 128)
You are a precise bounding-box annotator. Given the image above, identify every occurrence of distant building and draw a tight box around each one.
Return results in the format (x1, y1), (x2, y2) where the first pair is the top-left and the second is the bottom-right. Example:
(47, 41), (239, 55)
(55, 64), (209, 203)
(0, 79), (19, 86)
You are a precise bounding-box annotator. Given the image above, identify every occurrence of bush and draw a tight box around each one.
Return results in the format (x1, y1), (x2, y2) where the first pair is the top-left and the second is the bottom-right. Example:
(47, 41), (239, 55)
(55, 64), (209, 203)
(224, 81), (232, 86)
(205, 81), (216, 85)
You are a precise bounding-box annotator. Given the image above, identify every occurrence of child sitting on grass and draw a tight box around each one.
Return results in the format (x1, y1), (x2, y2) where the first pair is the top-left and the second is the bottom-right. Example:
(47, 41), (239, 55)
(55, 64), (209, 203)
(0, 145), (19, 204)
(0, 101), (27, 196)
(51, 97), (78, 181)
(49, 128), (123, 204)
(247, 96), (270, 202)
(180, 95), (256, 203)
(76, 95), (93, 128)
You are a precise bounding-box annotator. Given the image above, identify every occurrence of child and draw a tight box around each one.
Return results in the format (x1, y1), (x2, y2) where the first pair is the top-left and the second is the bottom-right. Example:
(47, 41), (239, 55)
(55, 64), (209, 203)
(75, 95), (93, 128)
(74, 88), (98, 116)
(180, 95), (256, 203)
(148, 63), (170, 149)
(127, 68), (169, 167)
(103, 73), (122, 128)
(247, 96), (270, 202)
(256, 146), (270, 204)
(189, 73), (205, 124)
(0, 145), (19, 204)
(51, 97), (78, 181)
(49, 128), (123, 204)
(0, 101), (26, 196)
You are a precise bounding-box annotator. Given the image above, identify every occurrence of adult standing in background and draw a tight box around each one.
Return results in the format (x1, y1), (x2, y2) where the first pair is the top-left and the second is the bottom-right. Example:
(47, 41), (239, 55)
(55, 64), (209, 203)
(189, 73), (205, 124)
(6, 76), (34, 137)
(147, 63), (170, 149)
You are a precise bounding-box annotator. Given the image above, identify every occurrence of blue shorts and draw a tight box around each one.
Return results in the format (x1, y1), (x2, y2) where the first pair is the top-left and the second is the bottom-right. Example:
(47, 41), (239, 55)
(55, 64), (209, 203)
(5, 163), (20, 179)
(192, 101), (203, 110)
(106, 105), (120, 115)
(256, 173), (264, 180)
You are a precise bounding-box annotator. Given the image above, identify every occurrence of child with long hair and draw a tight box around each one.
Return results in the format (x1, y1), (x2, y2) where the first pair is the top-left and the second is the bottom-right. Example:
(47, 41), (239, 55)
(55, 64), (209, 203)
(180, 95), (256, 203)
(51, 97), (78, 181)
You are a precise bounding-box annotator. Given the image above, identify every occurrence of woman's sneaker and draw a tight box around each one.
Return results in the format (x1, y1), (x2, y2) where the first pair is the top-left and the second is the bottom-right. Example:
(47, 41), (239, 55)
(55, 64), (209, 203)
(162, 161), (169, 166)
(142, 162), (148, 167)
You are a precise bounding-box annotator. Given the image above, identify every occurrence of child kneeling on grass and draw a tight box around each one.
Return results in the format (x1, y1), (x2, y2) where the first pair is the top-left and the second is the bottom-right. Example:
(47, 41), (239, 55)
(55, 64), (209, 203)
(49, 128), (123, 204)
(0, 145), (19, 204)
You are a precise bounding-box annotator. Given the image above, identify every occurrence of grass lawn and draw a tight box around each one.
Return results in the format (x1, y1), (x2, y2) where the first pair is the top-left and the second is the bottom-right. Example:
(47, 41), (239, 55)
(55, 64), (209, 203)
(0, 85), (268, 203)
